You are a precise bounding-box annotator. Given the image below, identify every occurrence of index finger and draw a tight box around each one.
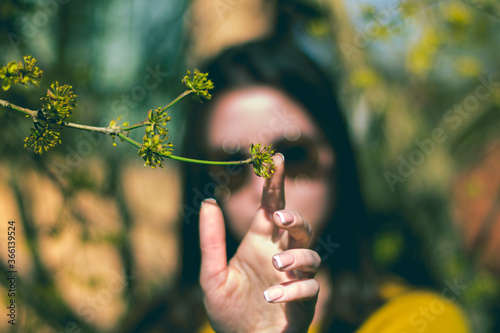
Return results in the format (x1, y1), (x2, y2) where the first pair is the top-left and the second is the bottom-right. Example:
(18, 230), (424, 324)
(261, 153), (285, 213)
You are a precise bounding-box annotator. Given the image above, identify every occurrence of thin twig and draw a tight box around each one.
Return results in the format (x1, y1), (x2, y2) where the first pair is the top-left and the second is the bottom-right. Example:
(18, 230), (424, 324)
(63, 121), (118, 134)
(0, 98), (37, 117)
(120, 90), (194, 131)
(0, 98), (119, 134)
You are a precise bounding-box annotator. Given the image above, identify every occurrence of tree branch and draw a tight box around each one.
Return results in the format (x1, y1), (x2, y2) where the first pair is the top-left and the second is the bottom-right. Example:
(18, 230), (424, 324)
(0, 98), (119, 134)
(0, 98), (37, 117)
(1, 94), (257, 168)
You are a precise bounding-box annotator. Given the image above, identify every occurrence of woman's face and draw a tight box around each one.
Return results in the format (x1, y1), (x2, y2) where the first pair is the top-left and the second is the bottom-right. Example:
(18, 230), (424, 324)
(206, 86), (335, 243)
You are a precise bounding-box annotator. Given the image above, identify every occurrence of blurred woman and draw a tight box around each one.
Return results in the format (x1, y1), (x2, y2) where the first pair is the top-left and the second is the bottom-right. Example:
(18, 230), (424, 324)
(178, 37), (470, 332)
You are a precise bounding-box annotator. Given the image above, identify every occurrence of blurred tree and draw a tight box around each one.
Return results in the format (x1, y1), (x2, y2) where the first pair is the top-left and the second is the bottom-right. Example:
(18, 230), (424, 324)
(1, 1), (189, 332)
(322, 1), (500, 332)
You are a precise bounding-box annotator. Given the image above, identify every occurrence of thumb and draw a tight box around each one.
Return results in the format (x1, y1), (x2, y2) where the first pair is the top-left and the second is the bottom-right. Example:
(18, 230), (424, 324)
(199, 198), (227, 289)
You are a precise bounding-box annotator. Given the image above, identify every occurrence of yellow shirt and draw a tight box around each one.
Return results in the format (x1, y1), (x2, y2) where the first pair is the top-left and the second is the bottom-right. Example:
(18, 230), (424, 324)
(357, 289), (470, 333)
(200, 284), (470, 332)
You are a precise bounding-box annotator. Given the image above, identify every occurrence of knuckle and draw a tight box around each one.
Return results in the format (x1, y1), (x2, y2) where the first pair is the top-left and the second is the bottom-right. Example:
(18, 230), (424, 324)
(311, 250), (321, 264)
(291, 212), (311, 236)
(293, 281), (305, 296)
(310, 280), (320, 296)
(295, 249), (308, 265)
(305, 223), (312, 237)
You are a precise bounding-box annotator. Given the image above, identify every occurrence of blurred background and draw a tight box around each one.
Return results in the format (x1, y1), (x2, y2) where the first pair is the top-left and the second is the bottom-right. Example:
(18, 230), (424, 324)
(1, 0), (500, 332)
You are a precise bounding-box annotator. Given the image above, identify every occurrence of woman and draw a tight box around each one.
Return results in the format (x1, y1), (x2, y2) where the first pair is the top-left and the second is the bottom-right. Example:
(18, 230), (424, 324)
(178, 37), (470, 332)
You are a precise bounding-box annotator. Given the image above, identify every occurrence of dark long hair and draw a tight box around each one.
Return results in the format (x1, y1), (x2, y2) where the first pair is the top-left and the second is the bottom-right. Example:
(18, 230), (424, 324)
(179, 37), (384, 332)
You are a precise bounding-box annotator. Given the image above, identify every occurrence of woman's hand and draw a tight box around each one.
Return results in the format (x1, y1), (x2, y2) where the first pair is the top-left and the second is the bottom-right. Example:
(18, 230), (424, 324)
(199, 154), (321, 333)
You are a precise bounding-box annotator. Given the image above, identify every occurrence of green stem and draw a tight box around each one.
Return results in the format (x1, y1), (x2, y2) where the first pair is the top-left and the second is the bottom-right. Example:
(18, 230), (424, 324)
(120, 90), (193, 132)
(120, 120), (149, 131)
(116, 133), (252, 166)
(117, 132), (141, 148)
(168, 155), (252, 165)
(160, 90), (193, 113)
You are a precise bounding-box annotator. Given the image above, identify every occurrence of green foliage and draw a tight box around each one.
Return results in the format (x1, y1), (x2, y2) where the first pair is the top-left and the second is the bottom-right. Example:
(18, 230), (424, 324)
(373, 231), (404, 267)
(334, 1), (500, 330)
(0, 55), (43, 91)
(250, 143), (276, 179)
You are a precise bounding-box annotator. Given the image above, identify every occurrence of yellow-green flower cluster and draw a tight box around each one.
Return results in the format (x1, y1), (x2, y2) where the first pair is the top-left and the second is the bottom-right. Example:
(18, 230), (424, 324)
(40, 81), (78, 124)
(138, 107), (174, 168)
(24, 82), (77, 154)
(145, 107), (171, 137)
(24, 123), (62, 155)
(0, 55), (43, 91)
(250, 143), (276, 179)
(183, 69), (214, 102)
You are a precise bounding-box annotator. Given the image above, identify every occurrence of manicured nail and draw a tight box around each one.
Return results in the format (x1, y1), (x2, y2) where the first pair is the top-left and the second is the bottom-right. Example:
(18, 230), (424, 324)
(275, 211), (294, 225)
(263, 285), (284, 302)
(273, 253), (294, 269)
(276, 152), (285, 163)
(202, 198), (217, 205)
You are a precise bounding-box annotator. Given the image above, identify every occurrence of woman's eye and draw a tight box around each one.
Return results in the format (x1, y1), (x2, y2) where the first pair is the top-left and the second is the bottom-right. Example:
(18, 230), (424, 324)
(274, 137), (321, 178)
(283, 145), (308, 162)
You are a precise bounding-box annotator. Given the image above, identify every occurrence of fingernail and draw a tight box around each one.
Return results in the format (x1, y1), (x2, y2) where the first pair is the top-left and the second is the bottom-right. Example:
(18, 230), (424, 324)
(273, 253), (294, 269)
(263, 286), (284, 302)
(276, 152), (285, 163)
(202, 198), (217, 206)
(275, 211), (294, 225)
